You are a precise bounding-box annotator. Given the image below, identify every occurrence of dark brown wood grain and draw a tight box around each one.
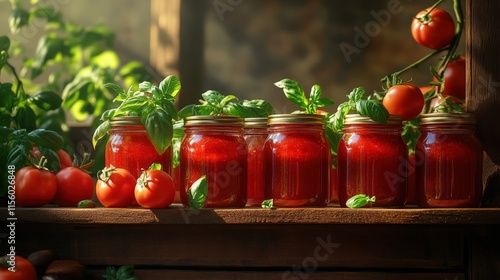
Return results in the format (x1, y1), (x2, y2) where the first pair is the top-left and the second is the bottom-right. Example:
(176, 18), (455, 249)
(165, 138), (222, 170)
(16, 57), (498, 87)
(6, 207), (500, 225)
(466, 0), (500, 178)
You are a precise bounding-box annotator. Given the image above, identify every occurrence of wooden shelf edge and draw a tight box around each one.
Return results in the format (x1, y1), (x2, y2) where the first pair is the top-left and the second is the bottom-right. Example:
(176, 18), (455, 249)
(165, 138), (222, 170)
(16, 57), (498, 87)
(2, 206), (500, 225)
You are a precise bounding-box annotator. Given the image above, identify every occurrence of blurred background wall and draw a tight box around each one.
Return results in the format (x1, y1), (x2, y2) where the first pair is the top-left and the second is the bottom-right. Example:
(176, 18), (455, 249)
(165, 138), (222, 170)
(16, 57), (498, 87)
(1, 0), (465, 114)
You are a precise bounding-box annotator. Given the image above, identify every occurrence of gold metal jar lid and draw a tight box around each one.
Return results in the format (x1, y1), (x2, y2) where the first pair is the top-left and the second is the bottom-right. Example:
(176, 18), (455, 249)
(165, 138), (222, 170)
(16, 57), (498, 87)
(244, 117), (268, 128)
(267, 114), (325, 125)
(109, 116), (142, 126)
(344, 114), (403, 125)
(184, 115), (244, 126)
(420, 113), (476, 124)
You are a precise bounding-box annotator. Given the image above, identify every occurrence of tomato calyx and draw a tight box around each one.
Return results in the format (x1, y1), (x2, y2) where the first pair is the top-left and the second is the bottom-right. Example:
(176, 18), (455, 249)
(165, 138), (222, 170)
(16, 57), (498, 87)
(97, 165), (117, 183)
(69, 152), (94, 174)
(31, 156), (51, 172)
(0, 256), (11, 269)
(415, 0), (445, 24)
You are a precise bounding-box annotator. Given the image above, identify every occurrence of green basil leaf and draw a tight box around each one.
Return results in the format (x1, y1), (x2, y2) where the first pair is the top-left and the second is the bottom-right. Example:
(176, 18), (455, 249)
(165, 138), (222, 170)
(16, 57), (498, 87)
(220, 94), (238, 107)
(0, 127), (13, 143)
(240, 99), (275, 116)
(0, 36), (10, 52)
(104, 83), (126, 99)
(202, 90), (225, 107)
(329, 103), (351, 133)
(402, 119), (420, 155)
(309, 85), (322, 102)
(223, 103), (261, 118)
(346, 194), (376, 208)
(144, 109), (173, 154)
(15, 105), (37, 131)
(0, 83), (16, 111)
(172, 120), (185, 169)
(274, 79), (308, 108)
(325, 126), (343, 157)
(28, 90), (62, 111)
(188, 176), (208, 210)
(317, 97), (335, 107)
(100, 109), (117, 121)
(158, 99), (178, 119)
(261, 199), (274, 209)
(9, 8), (29, 34)
(347, 87), (365, 103)
(93, 120), (111, 147)
(178, 104), (214, 118)
(139, 81), (155, 92)
(27, 129), (64, 150)
(62, 77), (91, 108)
(355, 99), (389, 125)
(6, 144), (29, 171)
(115, 95), (150, 115)
(159, 75), (181, 99)
(32, 35), (66, 79)
(149, 163), (163, 170)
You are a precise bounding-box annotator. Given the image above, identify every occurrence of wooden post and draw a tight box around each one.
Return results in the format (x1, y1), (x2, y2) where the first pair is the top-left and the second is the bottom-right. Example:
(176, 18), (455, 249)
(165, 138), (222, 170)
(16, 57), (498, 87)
(466, 0), (500, 186)
(150, 0), (206, 108)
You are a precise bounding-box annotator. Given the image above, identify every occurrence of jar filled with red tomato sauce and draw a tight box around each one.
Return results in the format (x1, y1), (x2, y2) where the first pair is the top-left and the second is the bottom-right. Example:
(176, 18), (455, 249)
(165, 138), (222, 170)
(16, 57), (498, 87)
(416, 113), (483, 208)
(244, 118), (268, 206)
(105, 116), (171, 178)
(180, 116), (247, 208)
(337, 114), (407, 208)
(264, 114), (330, 207)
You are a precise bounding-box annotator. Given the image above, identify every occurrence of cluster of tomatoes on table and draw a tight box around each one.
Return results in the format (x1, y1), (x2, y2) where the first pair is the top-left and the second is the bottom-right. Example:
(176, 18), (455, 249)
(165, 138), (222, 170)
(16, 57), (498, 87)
(381, 6), (465, 121)
(15, 148), (176, 209)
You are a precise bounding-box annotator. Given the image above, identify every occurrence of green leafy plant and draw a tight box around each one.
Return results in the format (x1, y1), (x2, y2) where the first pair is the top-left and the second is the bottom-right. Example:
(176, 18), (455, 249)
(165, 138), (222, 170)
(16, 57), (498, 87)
(0, 36), (62, 131)
(92, 75), (180, 155)
(0, 127), (64, 196)
(178, 90), (274, 118)
(274, 79), (334, 114)
(103, 265), (139, 280)
(261, 199), (274, 209)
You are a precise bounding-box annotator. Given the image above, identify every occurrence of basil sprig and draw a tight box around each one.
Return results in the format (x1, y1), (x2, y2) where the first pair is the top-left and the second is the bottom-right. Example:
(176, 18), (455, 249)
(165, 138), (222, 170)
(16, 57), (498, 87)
(346, 194), (376, 208)
(326, 87), (389, 155)
(92, 75), (180, 155)
(274, 79), (334, 114)
(178, 90), (274, 118)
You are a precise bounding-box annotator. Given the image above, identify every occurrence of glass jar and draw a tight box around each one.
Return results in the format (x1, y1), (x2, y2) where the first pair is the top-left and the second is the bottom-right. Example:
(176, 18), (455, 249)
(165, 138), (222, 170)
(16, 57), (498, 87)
(337, 114), (407, 208)
(105, 116), (171, 178)
(180, 116), (247, 208)
(244, 118), (268, 206)
(264, 114), (330, 207)
(416, 113), (483, 208)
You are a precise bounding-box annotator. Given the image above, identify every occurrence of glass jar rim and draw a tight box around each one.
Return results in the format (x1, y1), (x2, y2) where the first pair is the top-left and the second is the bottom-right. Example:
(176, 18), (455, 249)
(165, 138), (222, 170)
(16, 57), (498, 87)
(420, 113), (476, 124)
(268, 114), (325, 125)
(244, 117), (268, 128)
(344, 114), (402, 125)
(110, 116), (142, 126)
(185, 115), (244, 126)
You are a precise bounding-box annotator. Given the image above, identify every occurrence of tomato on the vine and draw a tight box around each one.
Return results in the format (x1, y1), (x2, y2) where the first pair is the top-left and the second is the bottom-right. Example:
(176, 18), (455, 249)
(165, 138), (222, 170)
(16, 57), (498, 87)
(15, 166), (57, 207)
(135, 168), (175, 209)
(54, 167), (94, 207)
(382, 84), (425, 121)
(435, 56), (466, 100)
(411, 7), (455, 50)
(0, 255), (37, 280)
(96, 166), (136, 208)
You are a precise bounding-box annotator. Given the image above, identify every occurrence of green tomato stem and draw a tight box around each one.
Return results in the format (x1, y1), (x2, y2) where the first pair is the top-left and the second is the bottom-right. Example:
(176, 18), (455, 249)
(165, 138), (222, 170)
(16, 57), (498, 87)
(421, 0), (446, 20)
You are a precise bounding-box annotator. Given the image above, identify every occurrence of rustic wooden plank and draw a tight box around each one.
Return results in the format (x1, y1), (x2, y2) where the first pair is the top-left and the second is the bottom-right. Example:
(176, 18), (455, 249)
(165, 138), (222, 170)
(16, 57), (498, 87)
(466, 0), (500, 180)
(86, 269), (465, 280)
(5, 207), (500, 225)
(9, 223), (464, 269)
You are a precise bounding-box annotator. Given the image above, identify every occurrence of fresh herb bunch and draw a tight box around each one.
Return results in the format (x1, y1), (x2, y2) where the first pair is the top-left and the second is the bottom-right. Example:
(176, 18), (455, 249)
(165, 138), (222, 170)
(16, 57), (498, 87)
(92, 75), (180, 155)
(274, 79), (335, 114)
(0, 36), (62, 131)
(102, 265), (139, 280)
(178, 90), (274, 118)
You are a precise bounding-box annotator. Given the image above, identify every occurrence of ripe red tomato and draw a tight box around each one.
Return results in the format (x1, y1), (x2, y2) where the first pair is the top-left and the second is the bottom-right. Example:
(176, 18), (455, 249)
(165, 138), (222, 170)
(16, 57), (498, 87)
(96, 167), (136, 207)
(54, 167), (94, 207)
(15, 166), (57, 207)
(411, 7), (455, 50)
(57, 149), (73, 169)
(135, 169), (175, 209)
(0, 255), (37, 280)
(383, 84), (425, 121)
(434, 56), (466, 100)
